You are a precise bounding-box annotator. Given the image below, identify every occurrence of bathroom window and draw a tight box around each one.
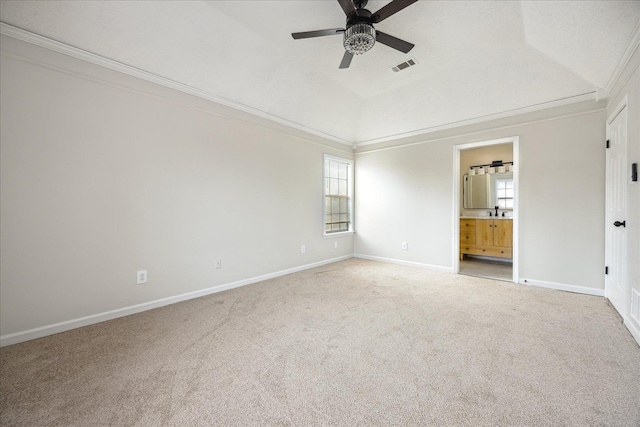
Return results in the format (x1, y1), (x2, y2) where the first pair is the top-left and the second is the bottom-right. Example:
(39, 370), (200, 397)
(496, 179), (514, 209)
(324, 155), (353, 235)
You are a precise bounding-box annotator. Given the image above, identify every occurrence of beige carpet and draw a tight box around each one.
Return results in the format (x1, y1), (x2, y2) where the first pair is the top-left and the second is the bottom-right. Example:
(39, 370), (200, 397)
(1, 258), (639, 426)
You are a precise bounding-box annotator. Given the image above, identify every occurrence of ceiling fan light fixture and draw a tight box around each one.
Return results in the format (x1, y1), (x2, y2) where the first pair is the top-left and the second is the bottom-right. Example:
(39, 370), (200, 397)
(292, 0), (417, 68)
(343, 23), (376, 55)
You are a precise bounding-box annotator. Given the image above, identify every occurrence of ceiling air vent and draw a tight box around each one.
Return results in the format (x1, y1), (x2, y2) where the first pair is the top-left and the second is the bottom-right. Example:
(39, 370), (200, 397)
(391, 58), (417, 73)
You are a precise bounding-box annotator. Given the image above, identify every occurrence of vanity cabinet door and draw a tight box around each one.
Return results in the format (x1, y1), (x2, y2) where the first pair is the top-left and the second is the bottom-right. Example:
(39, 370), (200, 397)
(493, 220), (512, 247)
(476, 219), (493, 246)
(460, 219), (476, 244)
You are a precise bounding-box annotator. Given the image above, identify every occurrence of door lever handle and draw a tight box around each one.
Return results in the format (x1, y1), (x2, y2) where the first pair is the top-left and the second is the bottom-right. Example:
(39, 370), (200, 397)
(614, 220), (626, 227)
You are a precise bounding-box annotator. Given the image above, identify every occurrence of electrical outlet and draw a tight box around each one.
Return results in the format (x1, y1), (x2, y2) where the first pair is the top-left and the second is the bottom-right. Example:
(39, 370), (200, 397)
(401, 242), (408, 250)
(301, 245), (306, 254)
(334, 241), (338, 249)
(137, 270), (147, 285)
(215, 259), (222, 269)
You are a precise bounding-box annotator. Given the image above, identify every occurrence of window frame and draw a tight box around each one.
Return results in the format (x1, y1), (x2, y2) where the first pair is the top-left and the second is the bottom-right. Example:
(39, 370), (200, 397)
(495, 178), (514, 209)
(323, 154), (354, 237)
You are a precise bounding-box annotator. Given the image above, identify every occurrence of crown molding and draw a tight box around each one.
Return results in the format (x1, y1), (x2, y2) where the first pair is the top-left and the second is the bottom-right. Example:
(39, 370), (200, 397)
(0, 23), (353, 147)
(355, 92), (598, 147)
(1, 22), (627, 151)
(605, 18), (640, 94)
(355, 104), (605, 155)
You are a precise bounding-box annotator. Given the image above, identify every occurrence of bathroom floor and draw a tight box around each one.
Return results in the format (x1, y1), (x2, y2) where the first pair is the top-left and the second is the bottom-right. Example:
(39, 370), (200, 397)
(459, 257), (513, 281)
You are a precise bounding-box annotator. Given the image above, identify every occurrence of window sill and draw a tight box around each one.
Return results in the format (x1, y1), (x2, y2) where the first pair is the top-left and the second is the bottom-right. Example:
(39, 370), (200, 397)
(323, 231), (355, 239)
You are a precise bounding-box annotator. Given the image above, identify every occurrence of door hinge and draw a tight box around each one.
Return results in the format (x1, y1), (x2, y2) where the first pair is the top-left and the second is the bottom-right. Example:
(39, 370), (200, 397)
(605, 266), (609, 275)
(606, 139), (610, 148)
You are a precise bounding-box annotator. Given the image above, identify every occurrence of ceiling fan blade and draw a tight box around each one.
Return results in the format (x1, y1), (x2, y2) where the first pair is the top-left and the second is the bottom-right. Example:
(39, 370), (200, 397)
(376, 31), (415, 53)
(337, 0), (357, 17)
(292, 28), (345, 39)
(339, 51), (354, 69)
(371, 0), (418, 23)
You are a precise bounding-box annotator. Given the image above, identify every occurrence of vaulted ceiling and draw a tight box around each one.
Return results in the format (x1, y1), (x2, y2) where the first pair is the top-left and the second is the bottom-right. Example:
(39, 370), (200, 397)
(1, 1), (639, 146)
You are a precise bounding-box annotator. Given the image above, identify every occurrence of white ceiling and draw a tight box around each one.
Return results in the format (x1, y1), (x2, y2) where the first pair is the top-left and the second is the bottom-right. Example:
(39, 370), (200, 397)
(1, 1), (639, 145)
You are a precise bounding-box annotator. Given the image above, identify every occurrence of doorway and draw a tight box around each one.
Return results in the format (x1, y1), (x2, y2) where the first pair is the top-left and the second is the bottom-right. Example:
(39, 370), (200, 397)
(453, 137), (519, 282)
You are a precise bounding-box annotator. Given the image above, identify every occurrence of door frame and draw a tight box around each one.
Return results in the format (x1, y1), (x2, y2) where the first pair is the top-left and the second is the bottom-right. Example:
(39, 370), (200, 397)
(605, 96), (628, 316)
(453, 136), (520, 283)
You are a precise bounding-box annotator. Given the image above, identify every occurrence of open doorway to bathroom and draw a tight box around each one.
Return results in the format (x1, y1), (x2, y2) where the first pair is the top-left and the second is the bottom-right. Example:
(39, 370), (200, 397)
(453, 137), (519, 282)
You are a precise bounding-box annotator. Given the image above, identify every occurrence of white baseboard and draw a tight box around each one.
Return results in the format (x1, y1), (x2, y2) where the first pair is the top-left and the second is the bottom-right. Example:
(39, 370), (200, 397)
(354, 254), (453, 273)
(624, 317), (640, 347)
(0, 254), (353, 347)
(518, 278), (605, 297)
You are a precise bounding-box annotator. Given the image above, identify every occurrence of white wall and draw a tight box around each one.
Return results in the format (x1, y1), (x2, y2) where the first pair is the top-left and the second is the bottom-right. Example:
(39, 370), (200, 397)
(606, 44), (640, 338)
(355, 109), (606, 290)
(355, 142), (454, 269)
(0, 36), (353, 341)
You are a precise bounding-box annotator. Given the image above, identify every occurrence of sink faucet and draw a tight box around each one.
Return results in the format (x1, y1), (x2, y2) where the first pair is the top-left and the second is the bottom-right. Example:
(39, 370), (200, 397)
(495, 206), (499, 217)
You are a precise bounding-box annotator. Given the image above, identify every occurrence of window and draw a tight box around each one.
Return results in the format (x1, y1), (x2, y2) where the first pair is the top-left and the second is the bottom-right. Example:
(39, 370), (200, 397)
(324, 155), (353, 235)
(495, 178), (514, 209)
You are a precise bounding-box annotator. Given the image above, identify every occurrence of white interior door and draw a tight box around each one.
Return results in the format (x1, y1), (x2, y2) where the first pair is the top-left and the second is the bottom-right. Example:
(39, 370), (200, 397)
(605, 105), (628, 316)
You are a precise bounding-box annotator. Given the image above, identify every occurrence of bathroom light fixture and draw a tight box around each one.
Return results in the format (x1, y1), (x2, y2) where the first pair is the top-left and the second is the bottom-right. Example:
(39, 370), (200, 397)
(469, 161), (514, 174)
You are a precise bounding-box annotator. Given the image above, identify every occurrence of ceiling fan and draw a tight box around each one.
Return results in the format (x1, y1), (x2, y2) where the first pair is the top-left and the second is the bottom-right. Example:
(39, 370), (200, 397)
(291, 0), (418, 69)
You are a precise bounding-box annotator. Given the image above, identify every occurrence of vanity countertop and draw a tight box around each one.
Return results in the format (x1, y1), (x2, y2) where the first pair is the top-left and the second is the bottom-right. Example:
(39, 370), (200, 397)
(460, 216), (512, 220)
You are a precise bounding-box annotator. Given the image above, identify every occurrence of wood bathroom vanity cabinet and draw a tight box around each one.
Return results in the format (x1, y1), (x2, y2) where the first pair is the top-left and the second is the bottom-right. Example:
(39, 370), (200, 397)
(460, 218), (512, 260)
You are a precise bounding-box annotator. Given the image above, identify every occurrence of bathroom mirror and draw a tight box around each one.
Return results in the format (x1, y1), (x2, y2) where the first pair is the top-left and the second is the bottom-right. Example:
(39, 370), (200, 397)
(463, 173), (514, 209)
